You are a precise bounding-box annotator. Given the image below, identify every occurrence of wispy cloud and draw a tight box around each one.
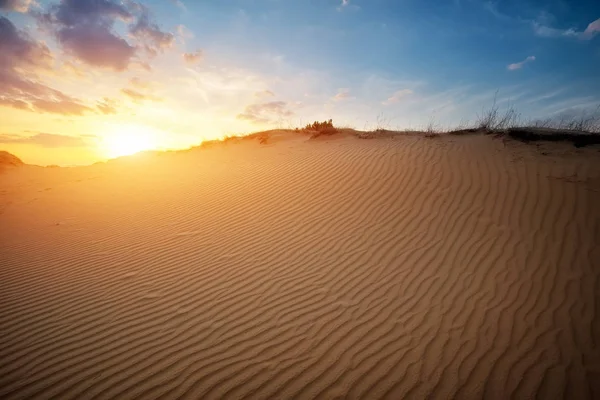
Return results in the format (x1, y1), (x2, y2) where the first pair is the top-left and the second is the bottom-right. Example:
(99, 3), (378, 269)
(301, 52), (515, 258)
(533, 17), (600, 40)
(255, 90), (275, 98)
(482, 1), (514, 23)
(507, 55), (535, 71)
(121, 88), (162, 103)
(237, 101), (294, 124)
(176, 24), (194, 44)
(332, 88), (353, 102)
(129, 77), (153, 90)
(169, 0), (187, 12)
(129, 4), (175, 57)
(382, 89), (413, 105)
(0, 132), (96, 147)
(96, 98), (118, 115)
(480, 3), (600, 41)
(337, 0), (359, 12)
(183, 50), (203, 65)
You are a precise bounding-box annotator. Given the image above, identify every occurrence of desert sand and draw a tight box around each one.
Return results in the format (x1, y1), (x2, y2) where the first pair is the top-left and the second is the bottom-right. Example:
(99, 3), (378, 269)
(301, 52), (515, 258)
(1, 131), (599, 399)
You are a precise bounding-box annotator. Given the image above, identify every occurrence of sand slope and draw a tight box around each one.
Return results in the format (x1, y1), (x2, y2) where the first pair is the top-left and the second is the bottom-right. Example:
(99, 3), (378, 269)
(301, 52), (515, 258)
(1, 133), (599, 399)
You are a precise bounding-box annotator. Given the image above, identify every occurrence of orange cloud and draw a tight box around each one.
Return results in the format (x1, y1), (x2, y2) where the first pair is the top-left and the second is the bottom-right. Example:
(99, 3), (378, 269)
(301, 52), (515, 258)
(0, 132), (96, 147)
(183, 50), (203, 65)
(97, 98), (118, 114)
(121, 88), (162, 102)
(382, 89), (413, 105)
(332, 88), (353, 101)
(129, 77), (153, 89)
(237, 101), (294, 124)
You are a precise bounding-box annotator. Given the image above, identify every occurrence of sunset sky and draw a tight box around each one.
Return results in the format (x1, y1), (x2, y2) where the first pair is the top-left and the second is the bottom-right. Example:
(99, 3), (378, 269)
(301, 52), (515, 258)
(1, 0), (599, 165)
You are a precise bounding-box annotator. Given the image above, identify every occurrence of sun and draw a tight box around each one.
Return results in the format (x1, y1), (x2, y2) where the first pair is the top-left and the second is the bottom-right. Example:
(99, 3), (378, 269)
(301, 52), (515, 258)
(102, 124), (160, 158)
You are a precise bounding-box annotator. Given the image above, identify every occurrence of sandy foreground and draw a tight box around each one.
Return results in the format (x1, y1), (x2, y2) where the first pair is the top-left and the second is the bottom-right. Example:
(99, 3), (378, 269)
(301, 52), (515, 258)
(1, 132), (599, 399)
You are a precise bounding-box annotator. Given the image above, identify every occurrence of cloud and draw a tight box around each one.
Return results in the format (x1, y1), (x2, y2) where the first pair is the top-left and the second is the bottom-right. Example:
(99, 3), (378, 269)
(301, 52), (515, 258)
(35, 0), (135, 70)
(120, 76), (161, 102)
(169, 0), (186, 12)
(533, 17), (600, 40)
(582, 18), (600, 39)
(51, 0), (132, 25)
(481, 1), (514, 22)
(176, 24), (194, 42)
(0, 16), (93, 115)
(0, 0), (32, 12)
(129, 6), (175, 56)
(121, 88), (161, 102)
(35, 0), (174, 71)
(0, 97), (30, 110)
(0, 132), (96, 147)
(332, 88), (353, 101)
(507, 55), (535, 71)
(337, 0), (359, 12)
(129, 77), (152, 89)
(255, 90), (275, 98)
(0, 16), (53, 71)
(97, 97), (118, 114)
(237, 101), (294, 124)
(183, 50), (203, 65)
(382, 89), (413, 105)
(532, 22), (577, 38)
(58, 24), (136, 71)
(481, 6), (599, 41)
(33, 98), (92, 115)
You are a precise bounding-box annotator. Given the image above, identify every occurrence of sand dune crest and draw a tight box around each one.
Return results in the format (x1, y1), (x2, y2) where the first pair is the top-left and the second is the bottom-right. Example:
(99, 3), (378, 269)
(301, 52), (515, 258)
(1, 134), (599, 399)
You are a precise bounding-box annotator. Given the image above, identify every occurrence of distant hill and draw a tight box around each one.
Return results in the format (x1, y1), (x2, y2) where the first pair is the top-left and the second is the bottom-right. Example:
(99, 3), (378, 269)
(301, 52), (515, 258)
(0, 151), (25, 169)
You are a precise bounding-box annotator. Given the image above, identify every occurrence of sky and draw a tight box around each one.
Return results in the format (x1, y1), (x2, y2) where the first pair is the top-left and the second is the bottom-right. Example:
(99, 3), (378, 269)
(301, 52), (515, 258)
(1, 0), (599, 165)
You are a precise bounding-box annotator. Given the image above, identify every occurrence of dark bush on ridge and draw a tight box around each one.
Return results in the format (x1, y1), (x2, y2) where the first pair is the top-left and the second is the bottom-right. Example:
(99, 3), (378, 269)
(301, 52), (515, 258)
(304, 119), (338, 137)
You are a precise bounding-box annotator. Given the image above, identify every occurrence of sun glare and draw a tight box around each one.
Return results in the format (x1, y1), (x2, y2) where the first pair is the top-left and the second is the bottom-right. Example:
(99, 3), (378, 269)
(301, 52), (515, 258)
(103, 124), (160, 158)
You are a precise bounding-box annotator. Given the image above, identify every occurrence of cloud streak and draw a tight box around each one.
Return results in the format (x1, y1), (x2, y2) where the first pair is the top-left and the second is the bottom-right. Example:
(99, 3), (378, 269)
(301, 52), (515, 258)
(121, 88), (161, 102)
(0, 132), (96, 147)
(332, 88), (353, 102)
(237, 101), (294, 124)
(183, 50), (203, 65)
(382, 89), (413, 105)
(533, 17), (600, 40)
(507, 55), (535, 71)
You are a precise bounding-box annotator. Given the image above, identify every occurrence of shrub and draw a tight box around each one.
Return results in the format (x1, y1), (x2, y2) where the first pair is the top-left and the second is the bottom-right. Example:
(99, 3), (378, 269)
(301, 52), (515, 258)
(303, 119), (338, 137)
(476, 93), (520, 131)
(258, 133), (269, 144)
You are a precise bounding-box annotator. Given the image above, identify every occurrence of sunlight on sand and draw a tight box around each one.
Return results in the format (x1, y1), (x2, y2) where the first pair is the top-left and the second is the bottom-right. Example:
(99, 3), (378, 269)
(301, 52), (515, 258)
(1, 132), (599, 399)
(102, 123), (161, 158)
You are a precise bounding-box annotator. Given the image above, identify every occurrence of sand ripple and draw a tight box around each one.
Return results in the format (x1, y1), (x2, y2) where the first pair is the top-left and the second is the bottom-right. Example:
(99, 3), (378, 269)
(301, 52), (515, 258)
(1, 134), (599, 399)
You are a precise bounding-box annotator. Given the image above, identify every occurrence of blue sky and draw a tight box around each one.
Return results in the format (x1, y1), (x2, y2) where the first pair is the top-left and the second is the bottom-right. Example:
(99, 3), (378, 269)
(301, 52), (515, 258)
(162, 0), (600, 128)
(1, 0), (599, 164)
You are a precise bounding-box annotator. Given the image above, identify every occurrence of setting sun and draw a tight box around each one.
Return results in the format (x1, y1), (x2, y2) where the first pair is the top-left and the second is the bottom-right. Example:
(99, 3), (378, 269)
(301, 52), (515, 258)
(102, 124), (160, 158)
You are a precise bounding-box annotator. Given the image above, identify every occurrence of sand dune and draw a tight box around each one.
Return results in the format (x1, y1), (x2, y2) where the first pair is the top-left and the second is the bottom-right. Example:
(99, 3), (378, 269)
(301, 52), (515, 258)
(1, 132), (599, 399)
